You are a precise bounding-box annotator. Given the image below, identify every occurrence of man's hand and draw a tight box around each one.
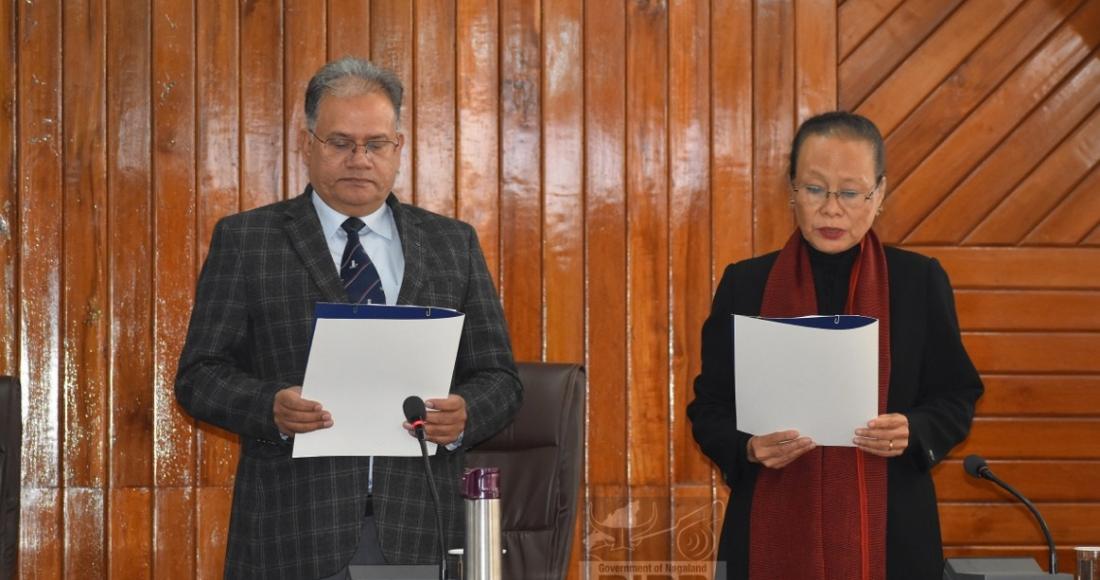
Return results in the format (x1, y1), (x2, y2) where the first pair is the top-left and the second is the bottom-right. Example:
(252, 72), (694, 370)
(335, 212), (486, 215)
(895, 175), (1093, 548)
(747, 429), (816, 469)
(273, 386), (333, 436)
(404, 394), (467, 446)
(854, 413), (909, 457)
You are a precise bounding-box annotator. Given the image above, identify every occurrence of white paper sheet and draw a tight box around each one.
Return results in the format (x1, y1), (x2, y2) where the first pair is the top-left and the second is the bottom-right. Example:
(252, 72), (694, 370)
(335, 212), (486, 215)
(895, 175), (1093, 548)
(292, 304), (465, 458)
(733, 314), (878, 447)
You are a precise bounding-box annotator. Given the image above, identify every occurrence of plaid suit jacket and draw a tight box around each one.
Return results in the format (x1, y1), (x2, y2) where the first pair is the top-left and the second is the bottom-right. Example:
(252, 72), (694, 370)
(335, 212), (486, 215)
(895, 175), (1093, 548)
(175, 188), (522, 579)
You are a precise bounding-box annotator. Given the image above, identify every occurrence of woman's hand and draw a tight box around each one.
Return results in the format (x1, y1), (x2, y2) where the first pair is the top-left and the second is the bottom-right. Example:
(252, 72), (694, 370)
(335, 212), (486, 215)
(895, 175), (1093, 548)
(747, 430), (816, 469)
(854, 413), (909, 457)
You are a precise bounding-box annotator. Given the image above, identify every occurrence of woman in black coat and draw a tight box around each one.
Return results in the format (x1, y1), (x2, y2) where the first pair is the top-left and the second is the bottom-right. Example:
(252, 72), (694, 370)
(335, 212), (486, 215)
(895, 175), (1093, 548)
(687, 112), (983, 580)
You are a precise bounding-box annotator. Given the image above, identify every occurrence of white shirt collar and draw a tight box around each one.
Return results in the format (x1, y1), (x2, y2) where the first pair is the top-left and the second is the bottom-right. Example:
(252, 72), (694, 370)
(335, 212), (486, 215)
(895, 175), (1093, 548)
(311, 190), (397, 241)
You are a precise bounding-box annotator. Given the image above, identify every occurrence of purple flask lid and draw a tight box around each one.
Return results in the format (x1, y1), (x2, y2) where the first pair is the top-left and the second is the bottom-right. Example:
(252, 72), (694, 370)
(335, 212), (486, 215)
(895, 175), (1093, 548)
(462, 467), (501, 500)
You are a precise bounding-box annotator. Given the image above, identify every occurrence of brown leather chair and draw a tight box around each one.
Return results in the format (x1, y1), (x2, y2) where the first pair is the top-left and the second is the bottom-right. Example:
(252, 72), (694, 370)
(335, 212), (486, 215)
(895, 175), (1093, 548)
(0, 376), (20, 580)
(466, 362), (585, 580)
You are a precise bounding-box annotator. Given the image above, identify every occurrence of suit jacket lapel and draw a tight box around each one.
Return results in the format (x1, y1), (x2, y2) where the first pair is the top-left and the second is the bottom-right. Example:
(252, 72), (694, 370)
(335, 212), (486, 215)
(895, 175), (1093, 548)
(388, 194), (425, 306)
(283, 187), (347, 304)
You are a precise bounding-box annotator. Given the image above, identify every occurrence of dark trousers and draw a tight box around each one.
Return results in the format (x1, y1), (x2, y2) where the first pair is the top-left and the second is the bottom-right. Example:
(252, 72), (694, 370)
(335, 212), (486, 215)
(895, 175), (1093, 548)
(317, 511), (387, 580)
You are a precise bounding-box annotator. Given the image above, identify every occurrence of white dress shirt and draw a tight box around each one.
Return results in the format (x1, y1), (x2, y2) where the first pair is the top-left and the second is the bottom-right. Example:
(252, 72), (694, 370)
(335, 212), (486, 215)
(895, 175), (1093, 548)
(311, 193), (404, 303)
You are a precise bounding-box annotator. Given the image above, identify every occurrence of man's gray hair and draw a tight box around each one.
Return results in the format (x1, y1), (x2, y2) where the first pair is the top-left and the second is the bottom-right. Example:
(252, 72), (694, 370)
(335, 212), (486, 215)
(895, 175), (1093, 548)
(305, 57), (404, 130)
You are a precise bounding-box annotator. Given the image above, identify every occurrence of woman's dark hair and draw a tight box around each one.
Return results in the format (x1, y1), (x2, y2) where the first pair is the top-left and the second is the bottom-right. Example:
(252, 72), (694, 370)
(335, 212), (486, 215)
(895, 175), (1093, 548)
(789, 111), (885, 181)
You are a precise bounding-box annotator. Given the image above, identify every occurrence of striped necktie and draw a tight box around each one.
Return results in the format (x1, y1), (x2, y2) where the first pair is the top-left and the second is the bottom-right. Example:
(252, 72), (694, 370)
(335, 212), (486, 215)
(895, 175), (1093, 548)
(340, 217), (387, 305)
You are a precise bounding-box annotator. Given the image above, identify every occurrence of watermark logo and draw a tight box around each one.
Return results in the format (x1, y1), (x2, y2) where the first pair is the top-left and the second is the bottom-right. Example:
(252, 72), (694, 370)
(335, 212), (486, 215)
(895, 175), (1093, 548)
(584, 495), (725, 579)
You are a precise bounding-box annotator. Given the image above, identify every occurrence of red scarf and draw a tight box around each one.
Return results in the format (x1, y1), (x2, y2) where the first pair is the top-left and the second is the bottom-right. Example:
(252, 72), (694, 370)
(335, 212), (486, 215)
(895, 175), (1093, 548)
(748, 230), (891, 580)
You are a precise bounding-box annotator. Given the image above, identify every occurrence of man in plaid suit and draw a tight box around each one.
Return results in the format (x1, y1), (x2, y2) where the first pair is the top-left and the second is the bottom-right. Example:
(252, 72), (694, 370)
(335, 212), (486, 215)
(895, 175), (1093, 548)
(175, 57), (522, 579)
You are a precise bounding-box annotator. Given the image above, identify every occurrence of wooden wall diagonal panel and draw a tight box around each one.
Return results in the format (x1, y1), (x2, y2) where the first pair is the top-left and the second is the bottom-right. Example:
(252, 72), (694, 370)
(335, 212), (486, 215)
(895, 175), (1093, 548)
(965, 107), (1100, 244)
(883, 0), (1083, 185)
(10, 2), (1100, 577)
(907, 55), (1100, 244)
(838, 0), (962, 110)
(856, 0), (1022, 137)
(838, 0), (904, 61)
(1024, 161), (1100, 245)
(877, 0), (1100, 243)
(1082, 220), (1100, 244)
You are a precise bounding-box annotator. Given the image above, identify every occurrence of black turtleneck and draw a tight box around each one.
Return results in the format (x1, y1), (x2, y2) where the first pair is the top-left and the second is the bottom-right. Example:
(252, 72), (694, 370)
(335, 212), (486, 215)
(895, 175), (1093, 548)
(807, 241), (860, 315)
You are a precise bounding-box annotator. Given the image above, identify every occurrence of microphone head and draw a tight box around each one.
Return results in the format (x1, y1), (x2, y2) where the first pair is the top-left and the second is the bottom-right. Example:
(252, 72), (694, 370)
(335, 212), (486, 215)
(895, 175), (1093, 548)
(963, 454), (989, 479)
(403, 396), (427, 423)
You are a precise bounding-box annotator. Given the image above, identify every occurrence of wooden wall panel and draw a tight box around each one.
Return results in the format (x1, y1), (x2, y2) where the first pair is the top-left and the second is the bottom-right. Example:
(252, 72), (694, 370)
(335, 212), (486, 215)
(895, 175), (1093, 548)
(877, 0), (1100, 242)
(412, 0), (456, 215)
(241, 0), (285, 208)
(456, 0), (500, 281)
(582, 0), (628, 575)
(106, 0), (154, 493)
(152, 0), (197, 574)
(327, 0), (370, 60)
(626, 0), (671, 564)
(499, 0), (541, 361)
(838, 0), (961, 110)
(883, 0), (1083, 187)
(838, 0), (904, 61)
(752, 0), (796, 253)
(284, 0), (327, 200)
(61, 0), (108, 495)
(369, 0), (415, 199)
(0, 0), (16, 374)
(857, 0), (1100, 563)
(58, 1), (107, 576)
(195, 0), (240, 493)
(8, 1), (1100, 578)
(669, 0), (713, 568)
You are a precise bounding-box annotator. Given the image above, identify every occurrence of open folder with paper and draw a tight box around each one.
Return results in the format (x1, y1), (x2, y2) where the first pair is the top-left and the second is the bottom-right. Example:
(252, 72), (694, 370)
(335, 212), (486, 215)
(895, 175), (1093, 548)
(733, 314), (878, 447)
(291, 303), (465, 459)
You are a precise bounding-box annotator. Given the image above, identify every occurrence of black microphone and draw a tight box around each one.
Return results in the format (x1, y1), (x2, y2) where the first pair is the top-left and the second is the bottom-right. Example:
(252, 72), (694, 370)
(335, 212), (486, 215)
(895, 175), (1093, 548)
(404, 395), (428, 439)
(403, 396), (447, 580)
(963, 454), (1058, 574)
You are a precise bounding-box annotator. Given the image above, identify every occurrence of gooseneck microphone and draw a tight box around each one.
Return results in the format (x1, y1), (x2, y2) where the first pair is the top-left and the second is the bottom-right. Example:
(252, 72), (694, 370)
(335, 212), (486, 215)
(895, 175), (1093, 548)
(963, 454), (1058, 575)
(403, 396), (447, 580)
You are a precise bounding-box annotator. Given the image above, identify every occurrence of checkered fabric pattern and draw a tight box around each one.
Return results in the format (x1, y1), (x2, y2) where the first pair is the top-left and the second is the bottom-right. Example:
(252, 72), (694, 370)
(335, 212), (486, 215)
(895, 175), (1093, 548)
(175, 188), (522, 580)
